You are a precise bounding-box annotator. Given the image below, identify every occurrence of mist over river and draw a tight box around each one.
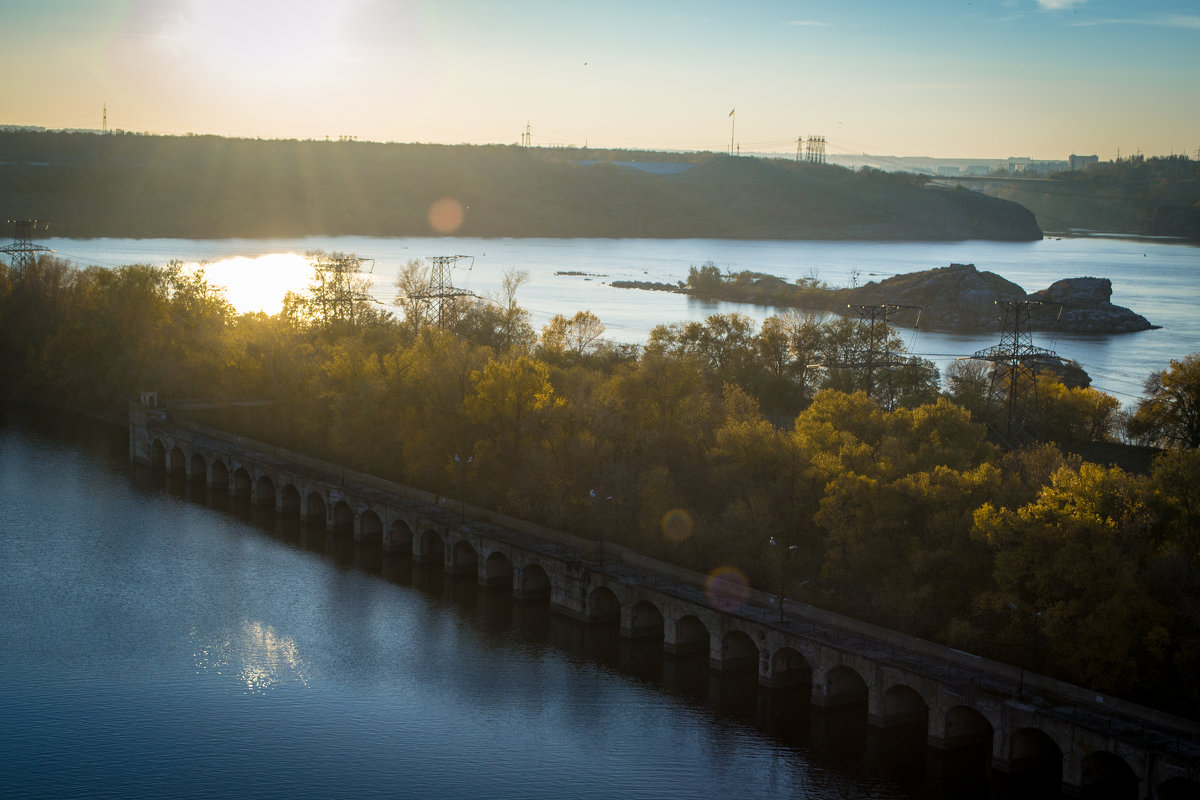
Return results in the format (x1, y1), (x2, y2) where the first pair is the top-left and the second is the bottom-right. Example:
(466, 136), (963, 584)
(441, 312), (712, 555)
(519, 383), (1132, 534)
(45, 234), (1199, 403)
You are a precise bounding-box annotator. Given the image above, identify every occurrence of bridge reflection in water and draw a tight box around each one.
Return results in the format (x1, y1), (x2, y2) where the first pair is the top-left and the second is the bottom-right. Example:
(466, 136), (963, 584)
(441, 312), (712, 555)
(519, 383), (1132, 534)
(133, 400), (1200, 800)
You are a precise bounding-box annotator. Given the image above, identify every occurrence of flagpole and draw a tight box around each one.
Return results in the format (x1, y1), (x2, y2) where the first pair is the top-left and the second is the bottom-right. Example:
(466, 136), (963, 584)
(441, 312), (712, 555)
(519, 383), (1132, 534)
(729, 108), (735, 156)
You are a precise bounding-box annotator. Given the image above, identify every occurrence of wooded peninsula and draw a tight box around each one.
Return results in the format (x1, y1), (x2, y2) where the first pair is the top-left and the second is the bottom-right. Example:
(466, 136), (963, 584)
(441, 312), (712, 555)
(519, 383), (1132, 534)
(0, 130), (1042, 241)
(2, 251), (1197, 720)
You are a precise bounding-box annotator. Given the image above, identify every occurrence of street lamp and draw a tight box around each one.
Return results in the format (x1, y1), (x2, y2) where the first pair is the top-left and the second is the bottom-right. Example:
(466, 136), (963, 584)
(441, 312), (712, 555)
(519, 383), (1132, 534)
(590, 489), (614, 563)
(1008, 602), (1042, 698)
(455, 454), (473, 522)
(769, 536), (799, 622)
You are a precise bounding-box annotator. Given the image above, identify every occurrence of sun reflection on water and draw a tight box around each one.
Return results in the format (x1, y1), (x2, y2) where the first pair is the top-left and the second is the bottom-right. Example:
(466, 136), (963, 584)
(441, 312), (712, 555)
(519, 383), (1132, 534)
(191, 620), (311, 693)
(186, 253), (313, 315)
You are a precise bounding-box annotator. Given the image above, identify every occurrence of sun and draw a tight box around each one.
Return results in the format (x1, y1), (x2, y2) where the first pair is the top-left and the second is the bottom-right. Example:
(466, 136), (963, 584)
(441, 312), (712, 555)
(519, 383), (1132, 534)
(191, 253), (313, 315)
(160, 0), (351, 87)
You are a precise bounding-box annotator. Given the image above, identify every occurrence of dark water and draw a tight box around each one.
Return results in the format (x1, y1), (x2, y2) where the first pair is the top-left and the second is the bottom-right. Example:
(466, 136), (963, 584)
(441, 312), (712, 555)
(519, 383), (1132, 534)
(0, 407), (1033, 799)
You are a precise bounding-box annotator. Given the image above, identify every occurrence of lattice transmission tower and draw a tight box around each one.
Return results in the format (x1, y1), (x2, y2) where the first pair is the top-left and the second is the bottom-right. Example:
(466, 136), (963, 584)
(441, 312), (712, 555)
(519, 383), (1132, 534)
(308, 252), (376, 329)
(805, 136), (826, 164)
(410, 255), (476, 329)
(1, 219), (53, 271)
(816, 303), (923, 410)
(969, 300), (1062, 447)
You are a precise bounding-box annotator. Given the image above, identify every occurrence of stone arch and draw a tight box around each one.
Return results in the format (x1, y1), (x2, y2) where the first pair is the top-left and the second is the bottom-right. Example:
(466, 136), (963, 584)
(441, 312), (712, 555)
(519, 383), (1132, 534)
(232, 466), (252, 498)
(822, 665), (869, 709)
(585, 585), (620, 623)
(255, 474), (276, 507)
(386, 519), (413, 554)
(1080, 751), (1138, 799)
(482, 551), (513, 588)
(450, 539), (478, 575)
(515, 562), (550, 600)
(169, 445), (186, 478)
(1158, 777), (1200, 800)
(210, 459), (229, 490)
(150, 439), (166, 470)
(280, 484), (301, 517)
(668, 614), (711, 655)
(719, 629), (759, 671)
(331, 500), (354, 536)
(878, 683), (928, 728)
(627, 600), (664, 639)
(358, 509), (383, 547)
(189, 452), (207, 483)
(768, 647), (812, 690)
(305, 491), (327, 524)
(416, 529), (444, 564)
(1004, 727), (1062, 794)
(942, 705), (993, 749)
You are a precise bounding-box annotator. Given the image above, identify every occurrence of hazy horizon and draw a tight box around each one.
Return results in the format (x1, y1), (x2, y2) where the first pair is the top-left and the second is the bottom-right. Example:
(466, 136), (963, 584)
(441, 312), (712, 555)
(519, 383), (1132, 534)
(2, 0), (1197, 162)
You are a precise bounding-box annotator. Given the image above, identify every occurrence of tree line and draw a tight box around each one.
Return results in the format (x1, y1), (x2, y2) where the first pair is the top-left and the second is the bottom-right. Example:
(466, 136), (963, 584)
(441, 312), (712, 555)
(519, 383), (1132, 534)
(0, 130), (1041, 240)
(2, 252), (1197, 717)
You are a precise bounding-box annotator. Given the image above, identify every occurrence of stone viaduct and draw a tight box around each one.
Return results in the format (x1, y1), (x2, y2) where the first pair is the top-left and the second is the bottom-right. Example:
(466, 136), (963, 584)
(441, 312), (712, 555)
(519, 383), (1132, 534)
(130, 399), (1199, 798)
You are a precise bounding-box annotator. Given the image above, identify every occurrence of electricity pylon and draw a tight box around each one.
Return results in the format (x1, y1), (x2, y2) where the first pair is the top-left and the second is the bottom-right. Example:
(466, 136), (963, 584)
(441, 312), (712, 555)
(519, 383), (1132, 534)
(410, 255), (476, 329)
(814, 303), (923, 410)
(969, 300), (1062, 447)
(1, 219), (53, 271)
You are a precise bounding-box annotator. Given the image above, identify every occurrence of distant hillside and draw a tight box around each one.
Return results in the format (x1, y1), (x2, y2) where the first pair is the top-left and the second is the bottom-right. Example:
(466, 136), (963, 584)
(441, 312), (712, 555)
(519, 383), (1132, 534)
(988, 155), (1200, 240)
(0, 131), (1042, 241)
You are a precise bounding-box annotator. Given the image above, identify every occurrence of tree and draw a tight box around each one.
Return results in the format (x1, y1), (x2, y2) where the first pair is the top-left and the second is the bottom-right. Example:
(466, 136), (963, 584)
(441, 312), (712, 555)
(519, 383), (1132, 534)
(539, 310), (606, 362)
(1037, 375), (1122, 443)
(972, 462), (1169, 695)
(944, 358), (990, 420)
(1127, 354), (1200, 448)
(392, 258), (433, 335)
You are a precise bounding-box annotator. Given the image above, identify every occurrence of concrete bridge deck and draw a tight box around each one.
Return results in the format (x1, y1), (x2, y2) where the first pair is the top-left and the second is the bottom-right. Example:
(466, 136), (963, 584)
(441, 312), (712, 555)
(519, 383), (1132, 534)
(130, 400), (1200, 798)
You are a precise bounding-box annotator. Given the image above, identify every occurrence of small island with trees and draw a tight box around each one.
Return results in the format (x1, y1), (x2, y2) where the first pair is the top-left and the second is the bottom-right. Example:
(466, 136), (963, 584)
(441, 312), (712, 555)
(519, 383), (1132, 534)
(616, 261), (1155, 333)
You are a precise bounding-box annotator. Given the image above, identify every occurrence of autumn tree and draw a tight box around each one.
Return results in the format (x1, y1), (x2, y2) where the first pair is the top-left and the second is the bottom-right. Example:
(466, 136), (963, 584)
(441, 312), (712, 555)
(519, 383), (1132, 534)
(539, 310), (606, 363)
(972, 462), (1172, 697)
(1127, 354), (1200, 448)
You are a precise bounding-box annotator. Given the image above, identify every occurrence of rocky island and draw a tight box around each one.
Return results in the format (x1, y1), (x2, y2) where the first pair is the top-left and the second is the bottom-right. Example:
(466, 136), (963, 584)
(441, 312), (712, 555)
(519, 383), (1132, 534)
(615, 262), (1154, 334)
(838, 263), (1155, 333)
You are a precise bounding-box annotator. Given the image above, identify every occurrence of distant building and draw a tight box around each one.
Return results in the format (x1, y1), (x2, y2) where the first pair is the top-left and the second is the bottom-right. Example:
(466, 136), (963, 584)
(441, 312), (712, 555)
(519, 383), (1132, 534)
(937, 165), (962, 176)
(1069, 154), (1099, 171)
(966, 165), (991, 176)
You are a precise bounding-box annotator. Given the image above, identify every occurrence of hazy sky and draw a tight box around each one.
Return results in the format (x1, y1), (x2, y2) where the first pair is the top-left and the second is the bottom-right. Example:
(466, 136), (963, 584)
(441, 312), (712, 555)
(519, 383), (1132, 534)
(2, 0), (1196, 160)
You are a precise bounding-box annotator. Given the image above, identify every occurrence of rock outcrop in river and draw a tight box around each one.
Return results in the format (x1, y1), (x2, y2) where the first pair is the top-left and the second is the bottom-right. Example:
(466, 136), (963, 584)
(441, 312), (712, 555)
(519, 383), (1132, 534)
(837, 263), (1154, 333)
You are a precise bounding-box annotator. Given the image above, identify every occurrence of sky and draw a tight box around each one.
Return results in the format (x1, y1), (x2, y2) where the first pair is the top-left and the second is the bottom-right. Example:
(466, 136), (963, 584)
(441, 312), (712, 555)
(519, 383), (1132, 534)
(1, 0), (1197, 161)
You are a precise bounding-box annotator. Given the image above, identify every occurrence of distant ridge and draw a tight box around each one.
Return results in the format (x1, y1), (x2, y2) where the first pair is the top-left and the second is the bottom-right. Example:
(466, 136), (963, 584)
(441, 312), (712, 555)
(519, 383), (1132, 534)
(0, 131), (1042, 241)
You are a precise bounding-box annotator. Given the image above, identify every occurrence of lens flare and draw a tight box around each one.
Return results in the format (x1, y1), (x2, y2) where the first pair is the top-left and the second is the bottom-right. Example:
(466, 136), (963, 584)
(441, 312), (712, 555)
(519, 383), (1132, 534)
(705, 566), (750, 613)
(661, 508), (693, 542)
(427, 197), (465, 234)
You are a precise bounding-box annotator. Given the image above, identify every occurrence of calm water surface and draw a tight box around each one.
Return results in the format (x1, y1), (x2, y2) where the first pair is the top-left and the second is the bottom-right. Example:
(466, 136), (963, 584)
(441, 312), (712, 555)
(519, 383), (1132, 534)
(2, 407), (1031, 800)
(45, 235), (1200, 402)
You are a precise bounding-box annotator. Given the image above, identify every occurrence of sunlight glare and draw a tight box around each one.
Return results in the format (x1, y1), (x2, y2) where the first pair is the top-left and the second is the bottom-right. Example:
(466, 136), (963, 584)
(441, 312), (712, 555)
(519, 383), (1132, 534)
(190, 253), (312, 315)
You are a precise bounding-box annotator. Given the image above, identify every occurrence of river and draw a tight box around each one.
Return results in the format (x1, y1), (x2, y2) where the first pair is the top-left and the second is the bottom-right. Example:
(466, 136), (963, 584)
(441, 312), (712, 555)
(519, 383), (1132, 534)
(1, 406), (1046, 799)
(42, 235), (1199, 404)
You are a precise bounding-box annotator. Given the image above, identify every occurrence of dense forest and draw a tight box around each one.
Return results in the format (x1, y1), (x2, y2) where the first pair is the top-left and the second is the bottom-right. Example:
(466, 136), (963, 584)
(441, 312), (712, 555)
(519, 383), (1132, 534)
(0, 130), (1042, 240)
(2, 252), (1198, 719)
(989, 155), (1200, 240)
